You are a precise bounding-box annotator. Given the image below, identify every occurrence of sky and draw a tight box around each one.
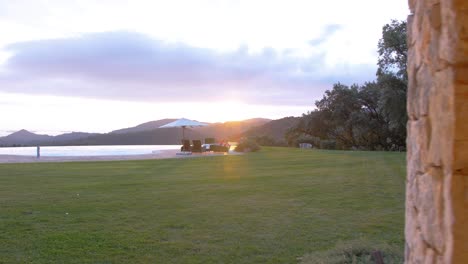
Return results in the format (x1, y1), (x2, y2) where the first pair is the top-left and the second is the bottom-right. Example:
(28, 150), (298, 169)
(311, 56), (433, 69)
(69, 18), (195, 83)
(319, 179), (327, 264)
(0, 0), (409, 136)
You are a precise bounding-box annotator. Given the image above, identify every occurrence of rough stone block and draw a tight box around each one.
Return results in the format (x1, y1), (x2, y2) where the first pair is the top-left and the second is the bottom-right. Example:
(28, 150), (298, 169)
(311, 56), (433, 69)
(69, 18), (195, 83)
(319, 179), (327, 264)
(450, 173), (468, 263)
(407, 69), (420, 119)
(416, 64), (432, 116)
(454, 66), (468, 84)
(464, 175), (468, 203)
(454, 140), (468, 173)
(455, 85), (468, 140)
(408, 118), (430, 174)
(408, 15), (416, 47)
(406, 0), (468, 263)
(430, 3), (442, 30)
(455, 9), (468, 41)
(452, 0), (468, 10)
(416, 169), (445, 253)
(409, 0), (416, 13)
(439, 3), (458, 62)
(421, 14), (433, 65)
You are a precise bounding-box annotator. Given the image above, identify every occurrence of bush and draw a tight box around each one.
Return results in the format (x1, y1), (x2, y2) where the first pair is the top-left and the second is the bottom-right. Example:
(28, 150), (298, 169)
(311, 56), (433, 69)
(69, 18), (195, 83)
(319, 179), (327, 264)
(299, 239), (403, 264)
(319, 140), (336, 150)
(253, 136), (276, 146)
(235, 139), (260, 152)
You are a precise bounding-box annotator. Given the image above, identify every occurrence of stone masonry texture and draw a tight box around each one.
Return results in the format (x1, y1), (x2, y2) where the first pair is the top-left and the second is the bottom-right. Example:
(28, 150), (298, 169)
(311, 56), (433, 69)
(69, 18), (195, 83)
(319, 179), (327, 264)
(406, 0), (467, 263)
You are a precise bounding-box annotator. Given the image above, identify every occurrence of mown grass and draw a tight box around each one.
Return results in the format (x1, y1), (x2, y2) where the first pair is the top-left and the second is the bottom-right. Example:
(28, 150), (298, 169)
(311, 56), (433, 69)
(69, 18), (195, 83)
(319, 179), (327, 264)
(0, 147), (405, 263)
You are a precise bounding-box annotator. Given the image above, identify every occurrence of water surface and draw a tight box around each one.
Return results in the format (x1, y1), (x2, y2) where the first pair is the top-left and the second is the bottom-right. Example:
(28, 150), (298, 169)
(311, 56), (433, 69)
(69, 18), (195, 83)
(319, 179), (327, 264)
(0, 145), (180, 157)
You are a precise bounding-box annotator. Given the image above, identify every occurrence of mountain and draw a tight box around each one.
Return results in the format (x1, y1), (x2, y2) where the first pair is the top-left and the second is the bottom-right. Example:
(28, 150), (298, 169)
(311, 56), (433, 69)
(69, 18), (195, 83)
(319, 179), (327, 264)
(0, 129), (53, 146)
(229, 118), (271, 127)
(0, 130), (98, 147)
(62, 127), (196, 145)
(53, 132), (100, 142)
(194, 118), (271, 140)
(242, 116), (300, 144)
(110, 118), (270, 136)
(62, 118), (272, 145)
(0, 118), (276, 147)
(110, 119), (177, 134)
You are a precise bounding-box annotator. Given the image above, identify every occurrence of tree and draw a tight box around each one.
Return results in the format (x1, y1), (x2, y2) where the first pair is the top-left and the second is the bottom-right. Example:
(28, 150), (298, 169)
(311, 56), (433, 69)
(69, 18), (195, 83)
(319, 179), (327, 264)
(289, 20), (408, 150)
(376, 20), (408, 147)
(314, 83), (361, 148)
(377, 20), (407, 80)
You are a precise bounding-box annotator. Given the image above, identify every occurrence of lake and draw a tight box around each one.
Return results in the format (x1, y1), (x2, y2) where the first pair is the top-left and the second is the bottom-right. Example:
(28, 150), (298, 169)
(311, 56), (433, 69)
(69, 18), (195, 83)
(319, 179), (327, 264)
(0, 145), (180, 157)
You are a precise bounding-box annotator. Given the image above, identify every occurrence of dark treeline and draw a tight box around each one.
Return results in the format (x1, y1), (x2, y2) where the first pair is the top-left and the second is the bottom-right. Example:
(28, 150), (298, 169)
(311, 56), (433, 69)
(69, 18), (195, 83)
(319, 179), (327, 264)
(287, 20), (407, 151)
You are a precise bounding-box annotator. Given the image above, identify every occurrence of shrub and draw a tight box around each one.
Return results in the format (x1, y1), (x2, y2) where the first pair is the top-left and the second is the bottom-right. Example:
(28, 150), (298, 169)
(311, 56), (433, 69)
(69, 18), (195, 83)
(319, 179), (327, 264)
(235, 139), (260, 152)
(299, 239), (403, 264)
(253, 136), (277, 146)
(319, 140), (336, 150)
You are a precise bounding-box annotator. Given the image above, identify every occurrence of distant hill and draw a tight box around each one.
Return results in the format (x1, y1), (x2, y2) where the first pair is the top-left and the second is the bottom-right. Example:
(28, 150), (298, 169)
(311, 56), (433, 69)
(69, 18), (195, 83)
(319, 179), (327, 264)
(0, 129), (53, 145)
(229, 118), (271, 127)
(52, 132), (100, 142)
(62, 118), (271, 145)
(0, 130), (98, 147)
(62, 127), (196, 145)
(0, 118), (279, 147)
(242, 116), (300, 144)
(195, 118), (271, 140)
(110, 119), (177, 134)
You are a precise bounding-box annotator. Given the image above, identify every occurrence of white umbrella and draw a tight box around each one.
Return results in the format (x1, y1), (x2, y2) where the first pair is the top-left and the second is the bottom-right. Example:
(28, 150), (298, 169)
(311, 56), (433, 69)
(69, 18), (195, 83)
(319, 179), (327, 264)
(159, 118), (208, 140)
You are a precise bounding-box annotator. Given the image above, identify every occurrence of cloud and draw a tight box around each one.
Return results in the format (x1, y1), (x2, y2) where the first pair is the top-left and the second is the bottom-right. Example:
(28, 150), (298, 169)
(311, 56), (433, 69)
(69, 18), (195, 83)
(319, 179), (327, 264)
(308, 24), (343, 46)
(0, 31), (376, 105)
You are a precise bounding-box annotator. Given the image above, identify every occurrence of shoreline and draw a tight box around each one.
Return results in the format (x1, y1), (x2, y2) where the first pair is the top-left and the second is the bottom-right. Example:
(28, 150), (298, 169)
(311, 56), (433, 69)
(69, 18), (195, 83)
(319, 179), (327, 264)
(0, 150), (240, 164)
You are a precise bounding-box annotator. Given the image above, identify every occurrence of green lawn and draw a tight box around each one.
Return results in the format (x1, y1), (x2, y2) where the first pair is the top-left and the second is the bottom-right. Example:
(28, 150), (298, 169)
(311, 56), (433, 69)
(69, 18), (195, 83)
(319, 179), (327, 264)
(0, 147), (405, 263)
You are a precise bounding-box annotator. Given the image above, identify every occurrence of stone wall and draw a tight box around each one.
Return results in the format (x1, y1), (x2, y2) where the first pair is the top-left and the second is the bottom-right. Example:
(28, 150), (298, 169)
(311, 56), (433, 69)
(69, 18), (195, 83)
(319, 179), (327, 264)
(406, 0), (467, 263)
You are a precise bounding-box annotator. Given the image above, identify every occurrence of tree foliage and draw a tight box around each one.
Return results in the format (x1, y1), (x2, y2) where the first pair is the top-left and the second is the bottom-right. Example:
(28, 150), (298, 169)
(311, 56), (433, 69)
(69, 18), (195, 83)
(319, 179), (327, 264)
(288, 20), (407, 150)
(377, 20), (407, 80)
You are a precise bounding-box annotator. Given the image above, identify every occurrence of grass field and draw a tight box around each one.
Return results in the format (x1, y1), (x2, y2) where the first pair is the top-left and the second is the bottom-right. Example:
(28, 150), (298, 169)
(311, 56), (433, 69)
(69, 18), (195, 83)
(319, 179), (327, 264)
(0, 147), (406, 263)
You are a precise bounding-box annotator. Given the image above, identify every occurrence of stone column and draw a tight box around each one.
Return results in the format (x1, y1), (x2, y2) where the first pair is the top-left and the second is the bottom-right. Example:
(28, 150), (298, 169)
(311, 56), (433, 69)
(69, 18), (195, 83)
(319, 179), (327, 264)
(406, 0), (467, 263)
